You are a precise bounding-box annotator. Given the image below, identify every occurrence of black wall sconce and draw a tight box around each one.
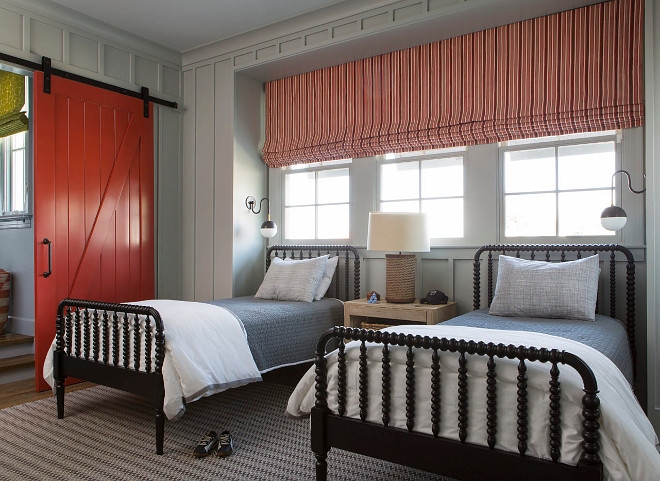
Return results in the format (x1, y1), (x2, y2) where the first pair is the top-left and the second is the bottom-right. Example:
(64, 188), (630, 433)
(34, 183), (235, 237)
(246, 196), (277, 238)
(600, 169), (645, 231)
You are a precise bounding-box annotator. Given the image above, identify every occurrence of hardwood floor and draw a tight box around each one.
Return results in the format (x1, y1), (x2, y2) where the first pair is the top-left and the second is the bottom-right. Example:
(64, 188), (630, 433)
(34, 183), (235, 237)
(0, 378), (94, 410)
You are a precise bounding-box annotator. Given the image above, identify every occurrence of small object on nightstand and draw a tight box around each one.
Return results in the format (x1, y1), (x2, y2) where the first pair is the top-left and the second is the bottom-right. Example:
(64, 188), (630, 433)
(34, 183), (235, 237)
(367, 291), (380, 303)
(420, 290), (448, 305)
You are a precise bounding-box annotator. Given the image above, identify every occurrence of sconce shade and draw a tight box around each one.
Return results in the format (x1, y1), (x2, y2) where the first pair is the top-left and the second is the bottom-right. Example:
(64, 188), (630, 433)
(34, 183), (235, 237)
(367, 212), (430, 252)
(260, 220), (277, 238)
(600, 205), (627, 231)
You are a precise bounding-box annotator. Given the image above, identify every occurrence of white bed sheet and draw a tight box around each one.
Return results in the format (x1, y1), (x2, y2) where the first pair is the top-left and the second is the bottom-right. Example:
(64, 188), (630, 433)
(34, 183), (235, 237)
(287, 324), (660, 481)
(43, 299), (262, 420)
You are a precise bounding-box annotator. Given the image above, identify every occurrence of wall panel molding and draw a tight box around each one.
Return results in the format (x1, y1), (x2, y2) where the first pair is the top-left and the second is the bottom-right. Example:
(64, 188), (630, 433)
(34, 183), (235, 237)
(0, 0), (181, 101)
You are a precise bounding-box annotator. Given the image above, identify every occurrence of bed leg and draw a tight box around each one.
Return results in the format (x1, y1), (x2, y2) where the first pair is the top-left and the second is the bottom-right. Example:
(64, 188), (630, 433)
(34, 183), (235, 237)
(55, 379), (65, 419)
(315, 452), (328, 481)
(155, 407), (164, 455)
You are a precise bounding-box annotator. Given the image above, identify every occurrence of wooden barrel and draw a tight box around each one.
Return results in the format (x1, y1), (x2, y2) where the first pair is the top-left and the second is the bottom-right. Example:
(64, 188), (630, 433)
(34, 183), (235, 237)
(0, 269), (10, 335)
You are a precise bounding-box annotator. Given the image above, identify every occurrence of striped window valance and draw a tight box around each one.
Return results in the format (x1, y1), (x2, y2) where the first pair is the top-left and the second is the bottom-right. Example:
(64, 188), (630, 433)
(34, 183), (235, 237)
(0, 70), (28, 139)
(263, 0), (644, 167)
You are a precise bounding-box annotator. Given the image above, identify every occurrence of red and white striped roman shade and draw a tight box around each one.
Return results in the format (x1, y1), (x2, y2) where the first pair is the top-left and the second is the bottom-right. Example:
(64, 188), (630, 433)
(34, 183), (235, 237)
(263, 0), (644, 167)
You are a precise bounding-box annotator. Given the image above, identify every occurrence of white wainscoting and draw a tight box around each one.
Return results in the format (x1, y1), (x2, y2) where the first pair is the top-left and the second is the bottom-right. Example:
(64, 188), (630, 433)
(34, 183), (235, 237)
(0, 0), (181, 100)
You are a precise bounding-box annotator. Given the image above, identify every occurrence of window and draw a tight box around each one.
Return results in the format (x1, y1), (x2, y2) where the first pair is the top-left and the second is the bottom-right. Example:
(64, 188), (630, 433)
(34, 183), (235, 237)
(502, 132), (617, 237)
(0, 131), (28, 216)
(379, 148), (465, 239)
(283, 160), (350, 240)
(1, 73), (29, 223)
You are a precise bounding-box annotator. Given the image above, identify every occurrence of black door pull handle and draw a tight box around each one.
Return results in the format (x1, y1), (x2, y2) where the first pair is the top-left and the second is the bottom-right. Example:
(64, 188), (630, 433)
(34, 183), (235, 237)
(43, 238), (52, 278)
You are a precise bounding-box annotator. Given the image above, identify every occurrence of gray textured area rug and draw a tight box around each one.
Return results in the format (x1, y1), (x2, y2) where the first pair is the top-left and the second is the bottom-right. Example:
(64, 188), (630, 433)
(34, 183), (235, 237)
(0, 382), (449, 480)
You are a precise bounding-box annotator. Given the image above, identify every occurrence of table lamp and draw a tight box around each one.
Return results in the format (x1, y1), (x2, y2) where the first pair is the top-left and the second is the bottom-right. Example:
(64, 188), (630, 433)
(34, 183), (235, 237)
(367, 212), (430, 303)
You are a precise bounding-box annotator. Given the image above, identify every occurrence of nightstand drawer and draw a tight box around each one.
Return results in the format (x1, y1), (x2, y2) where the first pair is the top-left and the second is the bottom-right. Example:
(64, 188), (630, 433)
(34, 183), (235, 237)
(344, 299), (457, 328)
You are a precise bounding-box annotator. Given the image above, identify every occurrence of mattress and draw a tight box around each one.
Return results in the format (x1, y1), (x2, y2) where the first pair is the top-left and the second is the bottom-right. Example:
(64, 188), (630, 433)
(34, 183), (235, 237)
(443, 309), (633, 384)
(206, 296), (344, 372)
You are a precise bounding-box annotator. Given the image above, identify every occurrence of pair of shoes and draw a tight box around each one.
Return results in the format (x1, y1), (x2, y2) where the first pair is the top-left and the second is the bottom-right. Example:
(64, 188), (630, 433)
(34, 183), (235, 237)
(193, 430), (234, 458)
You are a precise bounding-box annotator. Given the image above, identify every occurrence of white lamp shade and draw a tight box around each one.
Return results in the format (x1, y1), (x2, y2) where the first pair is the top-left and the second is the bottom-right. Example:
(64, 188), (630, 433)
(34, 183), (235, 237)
(367, 212), (430, 252)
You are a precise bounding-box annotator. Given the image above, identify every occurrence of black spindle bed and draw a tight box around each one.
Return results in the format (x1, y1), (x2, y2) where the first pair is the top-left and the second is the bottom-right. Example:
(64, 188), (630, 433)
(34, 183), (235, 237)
(52, 245), (360, 454)
(311, 244), (637, 481)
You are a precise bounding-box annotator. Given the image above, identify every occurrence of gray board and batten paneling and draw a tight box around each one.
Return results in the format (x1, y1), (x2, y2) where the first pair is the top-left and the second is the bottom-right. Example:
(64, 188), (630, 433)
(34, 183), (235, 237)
(0, 0), (183, 334)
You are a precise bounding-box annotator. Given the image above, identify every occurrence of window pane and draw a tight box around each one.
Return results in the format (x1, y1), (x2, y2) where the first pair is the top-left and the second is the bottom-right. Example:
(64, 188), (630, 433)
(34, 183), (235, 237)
(504, 148), (555, 193)
(380, 161), (419, 200)
(380, 200), (419, 213)
(285, 206), (315, 239)
(11, 132), (25, 150)
(421, 157), (463, 198)
(558, 190), (614, 236)
(317, 168), (349, 204)
(11, 149), (25, 212)
(318, 204), (349, 239)
(285, 172), (315, 206)
(422, 198), (463, 238)
(505, 193), (556, 237)
(558, 142), (615, 190)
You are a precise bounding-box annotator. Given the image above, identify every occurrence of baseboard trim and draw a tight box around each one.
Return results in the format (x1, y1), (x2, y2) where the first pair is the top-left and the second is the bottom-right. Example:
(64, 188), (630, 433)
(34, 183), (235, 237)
(6, 317), (35, 336)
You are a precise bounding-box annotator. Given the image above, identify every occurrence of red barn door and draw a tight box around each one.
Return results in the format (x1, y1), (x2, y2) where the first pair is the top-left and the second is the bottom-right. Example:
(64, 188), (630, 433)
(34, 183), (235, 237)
(33, 72), (154, 391)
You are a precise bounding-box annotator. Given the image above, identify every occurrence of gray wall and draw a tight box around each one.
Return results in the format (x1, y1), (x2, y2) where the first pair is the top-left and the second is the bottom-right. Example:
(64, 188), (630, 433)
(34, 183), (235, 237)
(233, 74), (267, 297)
(0, 226), (34, 335)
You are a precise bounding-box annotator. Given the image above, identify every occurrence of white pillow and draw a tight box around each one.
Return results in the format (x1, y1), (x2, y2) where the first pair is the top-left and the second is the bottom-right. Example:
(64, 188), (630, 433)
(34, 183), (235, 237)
(314, 255), (339, 300)
(284, 256), (339, 300)
(489, 255), (600, 321)
(255, 255), (328, 302)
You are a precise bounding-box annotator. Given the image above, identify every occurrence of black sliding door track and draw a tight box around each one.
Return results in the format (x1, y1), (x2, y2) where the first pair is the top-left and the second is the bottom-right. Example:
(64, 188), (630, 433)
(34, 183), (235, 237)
(0, 52), (178, 114)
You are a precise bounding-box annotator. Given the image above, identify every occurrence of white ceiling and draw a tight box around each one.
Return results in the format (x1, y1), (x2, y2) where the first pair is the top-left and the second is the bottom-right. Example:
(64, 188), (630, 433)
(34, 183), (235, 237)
(47, 0), (346, 52)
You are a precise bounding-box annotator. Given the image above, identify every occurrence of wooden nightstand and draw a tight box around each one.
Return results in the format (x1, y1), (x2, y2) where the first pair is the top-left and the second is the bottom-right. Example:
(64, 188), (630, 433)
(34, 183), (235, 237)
(344, 299), (458, 329)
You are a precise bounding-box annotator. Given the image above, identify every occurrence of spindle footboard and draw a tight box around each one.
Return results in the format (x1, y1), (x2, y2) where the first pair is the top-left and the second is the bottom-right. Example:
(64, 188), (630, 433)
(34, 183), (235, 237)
(54, 299), (166, 453)
(312, 327), (603, 481)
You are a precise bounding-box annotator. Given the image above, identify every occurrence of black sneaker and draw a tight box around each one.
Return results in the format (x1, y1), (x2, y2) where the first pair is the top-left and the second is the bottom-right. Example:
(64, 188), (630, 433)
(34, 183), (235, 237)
(193, 431), (219, 458)
(216, 430), (234, 457)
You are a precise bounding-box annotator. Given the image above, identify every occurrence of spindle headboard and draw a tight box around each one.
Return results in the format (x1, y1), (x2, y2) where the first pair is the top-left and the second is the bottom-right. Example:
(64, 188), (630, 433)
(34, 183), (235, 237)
(472, 244), (637, 378)
(266, 245), (361, 301)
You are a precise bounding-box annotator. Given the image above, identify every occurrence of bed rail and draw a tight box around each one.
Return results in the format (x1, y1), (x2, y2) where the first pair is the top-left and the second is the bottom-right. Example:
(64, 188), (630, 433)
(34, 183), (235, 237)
(54, 298), (166, 454)
(266, 244), (360, 301)
(312, 326), (603, 481)
(472, 244), (636, 382)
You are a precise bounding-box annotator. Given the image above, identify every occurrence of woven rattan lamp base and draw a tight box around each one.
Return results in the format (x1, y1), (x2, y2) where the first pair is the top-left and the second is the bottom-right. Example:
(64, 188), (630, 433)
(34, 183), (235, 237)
(385, 254), (416, 303)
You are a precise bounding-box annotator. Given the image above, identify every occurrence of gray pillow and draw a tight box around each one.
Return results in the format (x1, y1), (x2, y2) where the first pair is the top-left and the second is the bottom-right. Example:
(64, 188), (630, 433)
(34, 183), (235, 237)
(489, 255), (600, 321)
(255, 255), (328, 302)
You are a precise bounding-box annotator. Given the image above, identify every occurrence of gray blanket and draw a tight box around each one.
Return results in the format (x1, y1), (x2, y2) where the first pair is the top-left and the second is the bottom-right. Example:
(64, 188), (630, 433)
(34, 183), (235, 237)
(443, 309), (633, 384)
(206, 296), (344, 372)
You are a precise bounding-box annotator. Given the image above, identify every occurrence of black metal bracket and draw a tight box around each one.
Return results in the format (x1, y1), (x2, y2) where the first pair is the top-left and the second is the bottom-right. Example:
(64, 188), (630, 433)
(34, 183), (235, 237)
(0, 52), (177, 109)
(141, 86), (150, 118)
(41, 56), (51, 94)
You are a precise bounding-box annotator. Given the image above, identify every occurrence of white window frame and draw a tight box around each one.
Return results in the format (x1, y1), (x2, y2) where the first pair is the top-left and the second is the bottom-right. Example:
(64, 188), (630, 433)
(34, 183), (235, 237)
(280, 160), (351, 243)
(376, 148), (467, 244)
(0, 73), (31, 229)
(498, 131), (621, 243)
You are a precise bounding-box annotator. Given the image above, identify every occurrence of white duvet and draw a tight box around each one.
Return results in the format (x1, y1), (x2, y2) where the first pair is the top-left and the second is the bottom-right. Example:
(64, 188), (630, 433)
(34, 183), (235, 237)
(287, 324), (660, 481)
(43, 299), (261, 420)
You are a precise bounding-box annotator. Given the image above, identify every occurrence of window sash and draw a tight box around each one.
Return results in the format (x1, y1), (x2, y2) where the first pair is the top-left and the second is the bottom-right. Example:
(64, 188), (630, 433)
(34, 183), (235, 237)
(500, 134), (619, 239)
(283, 166), (350, 240)
(378, 153), (465, 240)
